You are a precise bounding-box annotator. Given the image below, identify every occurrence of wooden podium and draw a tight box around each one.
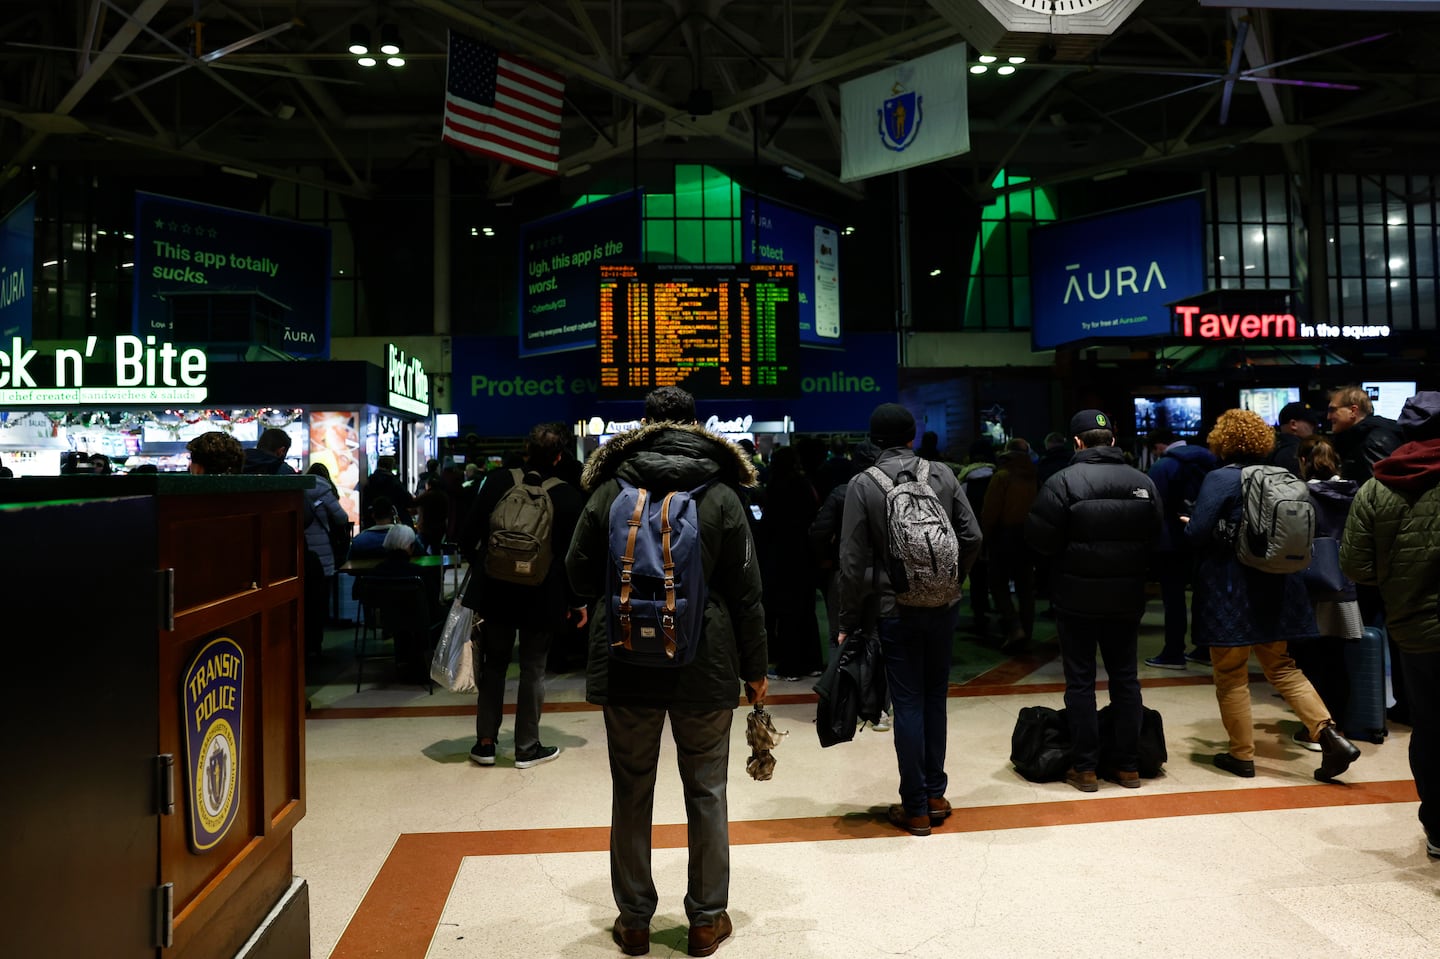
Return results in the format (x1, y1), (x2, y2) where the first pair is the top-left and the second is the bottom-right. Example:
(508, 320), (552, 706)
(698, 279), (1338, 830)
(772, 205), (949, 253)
(1, 475), (312, 959)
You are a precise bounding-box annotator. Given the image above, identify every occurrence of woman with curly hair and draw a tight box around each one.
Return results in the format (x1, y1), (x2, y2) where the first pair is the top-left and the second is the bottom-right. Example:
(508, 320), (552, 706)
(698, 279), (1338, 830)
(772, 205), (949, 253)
(1184, 408), (1361, 782)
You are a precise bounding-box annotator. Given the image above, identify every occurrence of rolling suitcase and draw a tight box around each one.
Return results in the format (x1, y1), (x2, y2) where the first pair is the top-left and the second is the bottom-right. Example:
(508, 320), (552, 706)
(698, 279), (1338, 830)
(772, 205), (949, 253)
(1342, 626), (1388, 744)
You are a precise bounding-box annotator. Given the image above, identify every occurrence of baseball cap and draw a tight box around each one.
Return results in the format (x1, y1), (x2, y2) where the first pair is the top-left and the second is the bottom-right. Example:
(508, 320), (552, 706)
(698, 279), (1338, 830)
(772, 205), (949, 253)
(1277, 401), (1321, 427)
(1069, 409), (1113, 435)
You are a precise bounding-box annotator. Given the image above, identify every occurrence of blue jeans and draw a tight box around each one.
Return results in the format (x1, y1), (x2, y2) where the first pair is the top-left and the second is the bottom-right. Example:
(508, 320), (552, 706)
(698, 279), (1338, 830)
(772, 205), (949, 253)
(1057, 614), (1143, 772)
(879, 604), (960, 816)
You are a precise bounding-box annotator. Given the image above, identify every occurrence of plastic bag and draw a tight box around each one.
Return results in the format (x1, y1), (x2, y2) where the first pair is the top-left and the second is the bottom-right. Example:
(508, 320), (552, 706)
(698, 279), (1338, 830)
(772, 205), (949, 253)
(430, 572), (478, 692)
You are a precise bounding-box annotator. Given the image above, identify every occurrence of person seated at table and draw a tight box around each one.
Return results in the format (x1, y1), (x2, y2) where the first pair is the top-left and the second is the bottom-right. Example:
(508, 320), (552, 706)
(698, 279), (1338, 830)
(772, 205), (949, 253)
(359, 524), (444, 681)
(347, 497), (401, 562)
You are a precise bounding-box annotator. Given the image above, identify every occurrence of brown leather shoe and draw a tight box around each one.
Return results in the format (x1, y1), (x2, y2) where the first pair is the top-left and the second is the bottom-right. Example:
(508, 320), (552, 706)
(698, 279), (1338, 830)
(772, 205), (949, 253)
(927, 796), (953, 823)
(887, 803), (931, 836)
(1109, 770), (1141, 789)
(612, 918), (649, 956)
(687, 911), (732, 957)
(1066, 768), (1099, 793)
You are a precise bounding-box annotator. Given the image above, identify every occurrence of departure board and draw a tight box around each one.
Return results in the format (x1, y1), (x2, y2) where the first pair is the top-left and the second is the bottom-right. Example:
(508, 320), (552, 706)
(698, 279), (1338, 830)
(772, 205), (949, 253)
(597, 262), (800, 399)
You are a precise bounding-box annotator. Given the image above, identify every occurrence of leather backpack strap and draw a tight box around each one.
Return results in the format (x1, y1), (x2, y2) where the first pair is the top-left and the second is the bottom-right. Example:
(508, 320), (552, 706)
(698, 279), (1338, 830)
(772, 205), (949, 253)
(658, 491), (679, 659)
(613, 488), (648, 651)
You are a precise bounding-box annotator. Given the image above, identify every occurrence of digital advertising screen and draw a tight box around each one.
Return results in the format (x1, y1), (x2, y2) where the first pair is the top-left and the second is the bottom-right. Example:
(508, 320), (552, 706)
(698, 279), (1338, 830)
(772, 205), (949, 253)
(133, 193), (332, 358)
(1363, 381), (1416, 421)
(742, 195), (841, 346)
(1134, 395), (1203, 437)
(518, 191), (643, 356)
(1030, 193), (1206, 351)
(596, 262), (800, 399)
(0, 193), (35, 342)
(1239, 386), (1301, 425)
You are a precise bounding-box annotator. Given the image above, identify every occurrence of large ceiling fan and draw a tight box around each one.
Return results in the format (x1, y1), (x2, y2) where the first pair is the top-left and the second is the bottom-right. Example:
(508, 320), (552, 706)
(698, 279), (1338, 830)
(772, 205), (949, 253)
(1111, 20), (1389, 125)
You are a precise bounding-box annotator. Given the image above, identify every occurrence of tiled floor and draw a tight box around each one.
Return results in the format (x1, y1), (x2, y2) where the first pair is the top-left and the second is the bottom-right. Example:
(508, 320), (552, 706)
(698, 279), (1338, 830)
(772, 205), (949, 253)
(297, 592), (1435, 959)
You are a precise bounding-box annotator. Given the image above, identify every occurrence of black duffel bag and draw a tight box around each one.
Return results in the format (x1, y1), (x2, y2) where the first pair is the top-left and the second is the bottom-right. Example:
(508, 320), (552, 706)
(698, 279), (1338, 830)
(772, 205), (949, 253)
(1010, 705), (1072, 783)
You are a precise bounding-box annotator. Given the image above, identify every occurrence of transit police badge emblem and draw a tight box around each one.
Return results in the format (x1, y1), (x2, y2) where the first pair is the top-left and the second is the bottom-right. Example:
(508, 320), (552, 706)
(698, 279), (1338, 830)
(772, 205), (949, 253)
(182, 637), (244, 853)
(878, 85), (922, 153)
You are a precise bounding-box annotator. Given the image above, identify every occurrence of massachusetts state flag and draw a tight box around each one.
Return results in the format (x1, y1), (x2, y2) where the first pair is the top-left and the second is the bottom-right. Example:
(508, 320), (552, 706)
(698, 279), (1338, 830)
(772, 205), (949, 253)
(442, 32), (565, 175)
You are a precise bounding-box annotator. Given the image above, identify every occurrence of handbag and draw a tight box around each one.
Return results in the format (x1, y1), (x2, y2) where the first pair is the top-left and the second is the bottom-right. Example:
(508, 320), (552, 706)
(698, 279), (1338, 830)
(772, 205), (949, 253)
(430, 569), (478, 692)
(1303, 536), (1348, 595)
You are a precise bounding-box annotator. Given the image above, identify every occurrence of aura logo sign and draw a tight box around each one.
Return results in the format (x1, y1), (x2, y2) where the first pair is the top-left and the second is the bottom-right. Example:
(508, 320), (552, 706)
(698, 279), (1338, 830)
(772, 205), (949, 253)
(1062, 261), (1169, 304)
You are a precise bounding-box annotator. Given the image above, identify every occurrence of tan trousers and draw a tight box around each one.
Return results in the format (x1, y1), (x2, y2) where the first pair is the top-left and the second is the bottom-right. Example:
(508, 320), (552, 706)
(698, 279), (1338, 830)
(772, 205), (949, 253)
(1211, 642), (1333, 761)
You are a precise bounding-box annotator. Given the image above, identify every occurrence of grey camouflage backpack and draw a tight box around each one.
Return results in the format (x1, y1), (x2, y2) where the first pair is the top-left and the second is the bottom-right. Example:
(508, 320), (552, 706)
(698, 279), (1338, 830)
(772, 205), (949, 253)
(865, 459), (962, 607)
(1234, 464), (1315, 574)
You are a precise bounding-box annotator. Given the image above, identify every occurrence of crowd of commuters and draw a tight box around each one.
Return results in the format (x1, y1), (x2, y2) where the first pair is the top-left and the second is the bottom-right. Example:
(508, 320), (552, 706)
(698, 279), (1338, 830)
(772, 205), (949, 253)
(22, 382), (1436, 956)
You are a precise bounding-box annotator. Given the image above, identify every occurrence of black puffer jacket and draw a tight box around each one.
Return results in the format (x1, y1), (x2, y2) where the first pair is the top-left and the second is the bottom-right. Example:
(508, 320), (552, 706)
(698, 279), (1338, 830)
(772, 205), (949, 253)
(566, 423), (768, 710)
(1025, 445), (1163, 620)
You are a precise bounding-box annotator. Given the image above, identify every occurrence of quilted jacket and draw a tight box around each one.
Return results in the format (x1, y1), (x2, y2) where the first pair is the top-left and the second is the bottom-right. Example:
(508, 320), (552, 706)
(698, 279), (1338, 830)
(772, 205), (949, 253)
(1340, 436), (1440, 655)
(1184, 461), (1318, 647)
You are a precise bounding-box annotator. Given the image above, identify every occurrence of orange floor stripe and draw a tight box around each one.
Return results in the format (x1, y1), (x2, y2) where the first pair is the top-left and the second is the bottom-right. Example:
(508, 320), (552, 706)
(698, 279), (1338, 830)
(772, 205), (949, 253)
(328, 779), (1420, 959)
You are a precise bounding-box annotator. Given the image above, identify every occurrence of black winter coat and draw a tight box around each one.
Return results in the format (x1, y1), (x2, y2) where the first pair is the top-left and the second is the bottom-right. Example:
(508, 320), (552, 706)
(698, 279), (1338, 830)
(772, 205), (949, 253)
(458, 464), (586, 632)
(1184, 462), (1318, 647)
(566, 423), (768, 711)
(1333, 414), (1402, 484)
(1024, 445), (1163, 620)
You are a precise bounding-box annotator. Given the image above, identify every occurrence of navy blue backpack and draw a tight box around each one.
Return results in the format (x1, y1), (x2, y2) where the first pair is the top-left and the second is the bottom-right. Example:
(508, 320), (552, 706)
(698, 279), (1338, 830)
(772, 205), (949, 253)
(606, 479), (710, 667)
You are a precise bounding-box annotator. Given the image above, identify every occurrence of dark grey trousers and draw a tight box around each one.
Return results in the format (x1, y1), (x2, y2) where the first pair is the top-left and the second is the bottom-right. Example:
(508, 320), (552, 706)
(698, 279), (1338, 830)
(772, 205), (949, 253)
(475, 623), (552, 752)
(603, 705), (733, 927)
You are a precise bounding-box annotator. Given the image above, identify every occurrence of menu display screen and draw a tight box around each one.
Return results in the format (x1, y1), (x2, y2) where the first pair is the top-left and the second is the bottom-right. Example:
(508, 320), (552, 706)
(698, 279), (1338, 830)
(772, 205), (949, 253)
(597, 263), (799, 399)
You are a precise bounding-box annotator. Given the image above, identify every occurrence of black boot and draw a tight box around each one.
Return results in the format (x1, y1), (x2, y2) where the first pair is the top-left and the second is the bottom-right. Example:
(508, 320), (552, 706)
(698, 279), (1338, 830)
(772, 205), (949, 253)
(1315, 724), (1361, 782)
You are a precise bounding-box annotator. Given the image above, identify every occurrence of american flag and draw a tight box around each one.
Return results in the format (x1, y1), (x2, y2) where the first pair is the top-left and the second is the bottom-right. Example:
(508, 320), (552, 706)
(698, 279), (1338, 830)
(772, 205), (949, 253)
(441, 32), (565, 175)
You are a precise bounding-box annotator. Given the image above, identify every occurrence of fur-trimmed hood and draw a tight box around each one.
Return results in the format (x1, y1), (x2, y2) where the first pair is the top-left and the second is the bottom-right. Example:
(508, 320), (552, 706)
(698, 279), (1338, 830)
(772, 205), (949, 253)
(579, 422), (758, 492)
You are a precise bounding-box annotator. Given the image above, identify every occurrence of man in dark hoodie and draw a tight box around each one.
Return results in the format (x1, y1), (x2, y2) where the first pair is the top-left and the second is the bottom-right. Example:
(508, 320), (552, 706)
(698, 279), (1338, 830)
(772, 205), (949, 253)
(981, 437), (1039, 653)
(1026, 410), (1163, 792)
(838, 403), (982, 837)
(243, 427), (297, 475)
(1340, 390), (1440, 862)
(566, 386), (768, 958)
(1143, 428), (1218, 668)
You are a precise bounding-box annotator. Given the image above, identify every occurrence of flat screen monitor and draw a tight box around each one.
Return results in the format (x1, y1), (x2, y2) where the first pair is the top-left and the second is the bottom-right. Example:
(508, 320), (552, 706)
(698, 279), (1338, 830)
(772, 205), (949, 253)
(1363, 381), (1416, 422)
(1134, 395), (1203, 437)
(1239, 386), (1300, 425)
(596, 262), (800, 400)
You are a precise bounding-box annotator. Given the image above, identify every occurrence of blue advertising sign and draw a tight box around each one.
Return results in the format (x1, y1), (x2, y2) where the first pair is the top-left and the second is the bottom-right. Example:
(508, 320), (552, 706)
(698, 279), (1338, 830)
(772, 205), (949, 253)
(742, 195), (842, 346)
(519, 192), (642, 356)
(182, 636), (244, 854)
(1029, 193), (1205, 351)
(453, 332), (895, 435)
(133, 193), (332, 358)
(0, 194), (35, 342)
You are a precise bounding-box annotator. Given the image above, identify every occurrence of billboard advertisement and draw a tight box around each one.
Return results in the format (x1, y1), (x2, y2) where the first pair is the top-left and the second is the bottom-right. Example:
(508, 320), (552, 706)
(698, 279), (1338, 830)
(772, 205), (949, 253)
(133, 192), (332, 358)
(0, 194), (35, 342)
(742, 195), (842, 347)
(1030, 193), (1206, 351)
(518, 191), (642, 356)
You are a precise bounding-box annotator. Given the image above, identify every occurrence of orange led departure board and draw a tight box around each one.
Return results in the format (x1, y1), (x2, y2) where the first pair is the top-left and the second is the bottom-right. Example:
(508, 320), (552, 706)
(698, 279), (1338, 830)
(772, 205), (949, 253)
(597, 263), (799, 398)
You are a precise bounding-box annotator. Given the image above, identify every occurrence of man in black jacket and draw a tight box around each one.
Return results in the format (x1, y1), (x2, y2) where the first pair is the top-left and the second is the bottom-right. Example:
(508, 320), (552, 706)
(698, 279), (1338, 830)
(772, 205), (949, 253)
(566, 387), (767, 958)
(361, 455), (414, 527)
(1327, 385), (1402, 484)
(458, 422), (588, 769)
(243, 427), (297, 475)
(1267, 401), (1321, 477)
(1026, 409), (1163, 792)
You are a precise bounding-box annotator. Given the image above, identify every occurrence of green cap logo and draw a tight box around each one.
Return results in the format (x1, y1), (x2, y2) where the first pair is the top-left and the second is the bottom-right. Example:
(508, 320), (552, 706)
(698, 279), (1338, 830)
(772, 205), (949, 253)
(1095, 413), (1108, 427)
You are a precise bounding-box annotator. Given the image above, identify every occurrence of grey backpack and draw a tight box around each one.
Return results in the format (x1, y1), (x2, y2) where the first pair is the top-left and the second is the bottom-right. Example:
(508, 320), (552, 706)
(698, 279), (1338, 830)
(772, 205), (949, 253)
(483, 469), (564, 586)
(1235, 464), (1315, 574)
(865, 459), (962, 607)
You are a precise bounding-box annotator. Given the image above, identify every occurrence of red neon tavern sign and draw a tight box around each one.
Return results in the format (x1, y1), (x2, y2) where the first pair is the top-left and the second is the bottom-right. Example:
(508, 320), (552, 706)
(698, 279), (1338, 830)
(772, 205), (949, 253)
(1175, 305), (1297, 339)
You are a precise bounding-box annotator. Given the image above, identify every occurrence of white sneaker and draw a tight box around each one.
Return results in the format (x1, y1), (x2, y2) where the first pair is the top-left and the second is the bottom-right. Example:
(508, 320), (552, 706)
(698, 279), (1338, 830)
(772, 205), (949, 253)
(1292, 728), (1322, 752)
(871, 712), (891, 732)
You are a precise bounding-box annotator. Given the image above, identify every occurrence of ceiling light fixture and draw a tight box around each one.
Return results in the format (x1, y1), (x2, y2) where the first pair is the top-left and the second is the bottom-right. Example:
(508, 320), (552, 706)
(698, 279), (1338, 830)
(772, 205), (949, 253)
(978, 55), (998, 63)
(781, 165), (805, 181)
(379, 24), (401, 56)
(997, 65), (1016, 76)
(386, 56), (405, 67)
(929, 268), (942, 277)
(348, 25), (369, 56)
(1008, 56), (1026, 64)
(358, 56), (377, 67)
(970, 65), (987, 75)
